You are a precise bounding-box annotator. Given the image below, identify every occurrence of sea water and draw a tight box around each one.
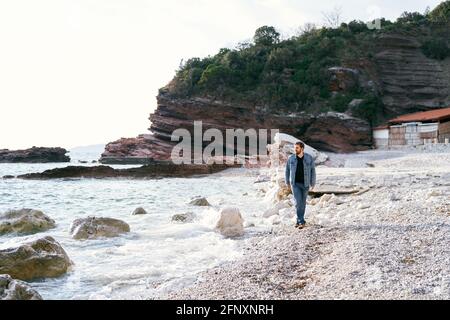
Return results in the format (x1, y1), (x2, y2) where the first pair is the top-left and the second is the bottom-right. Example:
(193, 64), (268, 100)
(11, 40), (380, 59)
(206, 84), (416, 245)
(0, 149), (269, 299)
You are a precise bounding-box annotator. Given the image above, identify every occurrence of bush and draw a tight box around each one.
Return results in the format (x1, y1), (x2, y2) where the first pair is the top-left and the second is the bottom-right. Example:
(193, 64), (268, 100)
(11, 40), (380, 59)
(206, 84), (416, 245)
(347, 20), (369, 33)
(397, 11), (427, 25)
(352, 95), (383, 126)
(422, 39), (450, 60)
(428, 1), (450, 22)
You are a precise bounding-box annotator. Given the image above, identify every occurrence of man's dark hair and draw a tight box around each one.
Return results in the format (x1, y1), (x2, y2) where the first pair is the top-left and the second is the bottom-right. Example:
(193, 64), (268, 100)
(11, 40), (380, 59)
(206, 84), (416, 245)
(295, 141), (305, 149)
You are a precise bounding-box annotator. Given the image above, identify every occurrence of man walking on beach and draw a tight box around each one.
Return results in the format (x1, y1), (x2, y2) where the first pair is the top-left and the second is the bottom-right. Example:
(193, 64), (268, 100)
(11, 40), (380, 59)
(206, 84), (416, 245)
(285, 141), (316, 229)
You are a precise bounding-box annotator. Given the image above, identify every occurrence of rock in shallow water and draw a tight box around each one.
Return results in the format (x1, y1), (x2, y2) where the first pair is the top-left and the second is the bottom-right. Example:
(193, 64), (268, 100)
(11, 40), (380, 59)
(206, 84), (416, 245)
(0, 274), (42, 300)
(215, 207), (244, 238)
(0, 209), (56, 235)
(172, 212), (195, 223)
(131, 207), (148, 215)
(69, 217), (130, 240)
(17, 163), (235, 180)
(189, 197), (211, 207)
(0, 236), (72, 281)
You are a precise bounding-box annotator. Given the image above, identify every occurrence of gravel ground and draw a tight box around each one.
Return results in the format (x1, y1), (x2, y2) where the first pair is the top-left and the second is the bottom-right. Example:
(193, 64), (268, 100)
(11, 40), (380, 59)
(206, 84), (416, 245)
(168, 150), (450, 300)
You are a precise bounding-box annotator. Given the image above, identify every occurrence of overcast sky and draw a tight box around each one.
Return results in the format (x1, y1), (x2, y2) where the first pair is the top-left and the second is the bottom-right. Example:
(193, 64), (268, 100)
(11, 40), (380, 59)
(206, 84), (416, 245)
(0, 0), (443, 149)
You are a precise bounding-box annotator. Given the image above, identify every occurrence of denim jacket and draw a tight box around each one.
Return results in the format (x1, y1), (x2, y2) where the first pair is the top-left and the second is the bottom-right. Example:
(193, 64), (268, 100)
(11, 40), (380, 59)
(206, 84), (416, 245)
(285, 153), (316, 189)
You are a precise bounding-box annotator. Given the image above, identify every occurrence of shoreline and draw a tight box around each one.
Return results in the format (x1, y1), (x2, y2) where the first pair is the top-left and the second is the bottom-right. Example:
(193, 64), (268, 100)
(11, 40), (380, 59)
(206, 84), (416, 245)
(1, 148), (449, 299)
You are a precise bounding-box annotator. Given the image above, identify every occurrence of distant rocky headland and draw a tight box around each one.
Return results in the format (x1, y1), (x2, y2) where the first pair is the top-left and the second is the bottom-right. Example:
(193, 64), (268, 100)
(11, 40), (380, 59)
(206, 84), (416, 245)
(98, 3), (450, 164)
(0, 147), (70, 163)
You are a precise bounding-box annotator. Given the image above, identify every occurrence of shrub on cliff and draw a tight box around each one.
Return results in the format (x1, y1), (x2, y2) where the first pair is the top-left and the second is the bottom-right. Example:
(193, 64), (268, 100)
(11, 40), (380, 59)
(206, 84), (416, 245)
(352, 95), (384, 126)
(428, 1), (450, 23)
(422, 39), (450, 60)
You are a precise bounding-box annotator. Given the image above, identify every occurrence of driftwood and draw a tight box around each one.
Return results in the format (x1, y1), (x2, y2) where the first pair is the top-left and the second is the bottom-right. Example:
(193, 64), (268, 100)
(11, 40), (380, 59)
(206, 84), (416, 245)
(309, 186), (362, 198)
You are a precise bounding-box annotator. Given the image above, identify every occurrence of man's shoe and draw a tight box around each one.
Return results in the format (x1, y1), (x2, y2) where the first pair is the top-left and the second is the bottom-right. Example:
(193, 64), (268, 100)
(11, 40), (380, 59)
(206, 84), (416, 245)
(295, 224), (300, 228)
(298, 223), (306, 229)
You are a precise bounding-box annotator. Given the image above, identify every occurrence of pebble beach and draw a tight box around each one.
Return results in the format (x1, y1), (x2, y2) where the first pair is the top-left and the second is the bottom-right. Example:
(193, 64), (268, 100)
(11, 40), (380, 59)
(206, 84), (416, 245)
(169, 148), (450, 300)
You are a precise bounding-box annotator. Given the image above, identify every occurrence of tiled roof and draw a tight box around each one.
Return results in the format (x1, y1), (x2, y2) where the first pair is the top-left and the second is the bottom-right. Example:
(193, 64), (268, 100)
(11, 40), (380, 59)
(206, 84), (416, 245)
(388, 107), (450, 124)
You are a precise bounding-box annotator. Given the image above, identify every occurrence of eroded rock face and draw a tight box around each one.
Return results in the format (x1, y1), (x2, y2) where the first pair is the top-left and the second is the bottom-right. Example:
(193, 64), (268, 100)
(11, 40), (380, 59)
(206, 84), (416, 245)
(215, 207), (244, 238)
(100, 93), (372, 164)
(0, 147), (70, 163)
(0, 209), (56, 235)
(151, 94), (373, 154)
(69, 217), (130, 240)
(0, 236), (72, 281)
(0, 274), (42, 300)
(374, 34), (450, 116)
(100, 135), (173, 164)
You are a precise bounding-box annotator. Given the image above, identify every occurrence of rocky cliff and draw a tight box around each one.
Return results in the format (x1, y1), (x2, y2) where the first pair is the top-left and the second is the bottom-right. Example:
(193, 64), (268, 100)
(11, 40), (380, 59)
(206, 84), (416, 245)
(101, 28), (450, 163)
(374, 34), (450, 115)
(101, 94), (372, 164)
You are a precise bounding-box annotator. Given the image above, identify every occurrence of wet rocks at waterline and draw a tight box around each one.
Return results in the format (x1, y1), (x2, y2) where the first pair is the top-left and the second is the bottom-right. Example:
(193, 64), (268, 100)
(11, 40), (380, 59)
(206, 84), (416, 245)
(172, 212), (196, 223)
(0, 209), (56, 235)
(189, 197), (211, 207)
(69, 217), (131, 240)
(0, 236), (72, 281)
(0, 274), (42, 300)
(131, 207), (148, 215)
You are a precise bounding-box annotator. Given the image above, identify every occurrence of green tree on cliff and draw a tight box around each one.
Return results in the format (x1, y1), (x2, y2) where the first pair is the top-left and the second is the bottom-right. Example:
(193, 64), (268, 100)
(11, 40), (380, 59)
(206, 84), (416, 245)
(253, 26), (281, 46)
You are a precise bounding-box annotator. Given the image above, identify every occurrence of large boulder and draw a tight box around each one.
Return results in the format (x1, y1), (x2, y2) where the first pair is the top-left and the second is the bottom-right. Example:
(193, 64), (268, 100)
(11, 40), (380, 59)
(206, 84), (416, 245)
(0, 209), (56, 235)
(0, 274), (42, 300)
(69, 217), (130, 240)
(0, 236), (72, 281)
(273, 133), (328, 165)
(263, 200), (292, 218)
(215, 207), (244, 238)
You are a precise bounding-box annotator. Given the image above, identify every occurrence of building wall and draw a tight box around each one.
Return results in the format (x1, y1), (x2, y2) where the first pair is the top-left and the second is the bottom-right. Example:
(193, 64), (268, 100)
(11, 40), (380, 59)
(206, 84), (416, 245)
(388, 122), (439, 147)
(389, 125), (407, 146)
(439, 120), (450, 142)
(373, 129), (389, 148)
(419, 123), (439, 143)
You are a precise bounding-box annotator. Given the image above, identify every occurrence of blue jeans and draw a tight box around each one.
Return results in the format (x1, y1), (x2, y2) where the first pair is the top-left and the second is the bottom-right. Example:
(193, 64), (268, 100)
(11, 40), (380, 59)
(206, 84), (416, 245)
(292, 183), (308, 225)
